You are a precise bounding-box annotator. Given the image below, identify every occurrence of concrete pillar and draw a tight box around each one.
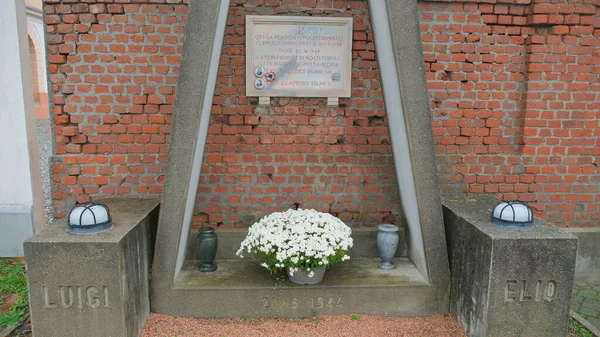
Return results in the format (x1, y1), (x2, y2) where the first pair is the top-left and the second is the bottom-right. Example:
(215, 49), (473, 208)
(0, 0), (45, 256)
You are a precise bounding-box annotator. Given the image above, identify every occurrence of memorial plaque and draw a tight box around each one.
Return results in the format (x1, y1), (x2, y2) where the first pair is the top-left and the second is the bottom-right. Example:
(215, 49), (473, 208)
(246, 15), (353, 100)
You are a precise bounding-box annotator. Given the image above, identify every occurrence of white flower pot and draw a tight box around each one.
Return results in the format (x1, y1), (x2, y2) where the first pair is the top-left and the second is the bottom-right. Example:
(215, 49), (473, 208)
(287, 267), (326, 285)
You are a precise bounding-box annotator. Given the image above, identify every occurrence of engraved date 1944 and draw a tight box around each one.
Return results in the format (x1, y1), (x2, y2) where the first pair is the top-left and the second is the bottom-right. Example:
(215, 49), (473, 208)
(261, 296), (343, 310)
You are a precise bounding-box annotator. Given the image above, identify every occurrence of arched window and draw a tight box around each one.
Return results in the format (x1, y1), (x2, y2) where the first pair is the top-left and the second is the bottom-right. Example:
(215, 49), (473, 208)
(28, 35), (39, 105)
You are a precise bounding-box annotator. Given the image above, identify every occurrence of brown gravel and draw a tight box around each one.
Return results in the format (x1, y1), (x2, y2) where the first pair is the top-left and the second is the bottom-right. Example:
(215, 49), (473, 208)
(142, 313), (467, 337)
(0, 294), (21, 316)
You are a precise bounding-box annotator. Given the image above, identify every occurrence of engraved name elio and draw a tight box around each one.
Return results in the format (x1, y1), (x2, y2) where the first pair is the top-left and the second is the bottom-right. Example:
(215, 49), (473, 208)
(504, 280), (557, 302)
(42, 286), (109, 308)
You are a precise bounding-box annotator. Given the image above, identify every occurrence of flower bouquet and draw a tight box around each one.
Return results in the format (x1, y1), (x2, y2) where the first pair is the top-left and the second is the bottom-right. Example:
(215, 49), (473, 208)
(236, 209), (353, 284)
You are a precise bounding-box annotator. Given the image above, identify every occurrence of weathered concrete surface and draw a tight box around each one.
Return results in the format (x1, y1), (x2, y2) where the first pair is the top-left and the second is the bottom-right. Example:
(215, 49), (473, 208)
(170, 258), (440, 318)
(24, 198), (159, 337)
(383, 0), (450, 294)
(443, 196), (578, 337)
(150, 0), (224, 314)
(186, 227), (409, 260)
(566, 228), (600, 285)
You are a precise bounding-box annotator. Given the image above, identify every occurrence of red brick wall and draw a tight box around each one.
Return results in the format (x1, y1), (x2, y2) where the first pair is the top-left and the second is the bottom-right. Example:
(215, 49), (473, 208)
(194, 2), (401, 228)
(45, 1), (187, 217)
(421, 0), (599, 226)
(45, 0), (599, 227)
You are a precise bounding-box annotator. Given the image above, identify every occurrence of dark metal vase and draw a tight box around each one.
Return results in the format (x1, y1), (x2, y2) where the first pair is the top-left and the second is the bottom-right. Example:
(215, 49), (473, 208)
(196, 227), (218, 272)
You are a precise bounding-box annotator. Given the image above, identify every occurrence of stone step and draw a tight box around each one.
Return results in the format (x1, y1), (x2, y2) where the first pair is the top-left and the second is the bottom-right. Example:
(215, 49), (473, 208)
(157, 258), (446, 318)
(176, 258), (427, 289)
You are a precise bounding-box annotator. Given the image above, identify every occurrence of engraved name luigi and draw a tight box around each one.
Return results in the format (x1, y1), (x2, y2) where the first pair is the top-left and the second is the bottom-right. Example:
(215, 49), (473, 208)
(504, 280), (557, 302)
(42, 285), (109, 309)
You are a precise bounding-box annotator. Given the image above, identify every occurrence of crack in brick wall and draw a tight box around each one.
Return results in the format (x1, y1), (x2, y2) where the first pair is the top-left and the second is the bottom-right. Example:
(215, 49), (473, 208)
(422, 0), (599, 226)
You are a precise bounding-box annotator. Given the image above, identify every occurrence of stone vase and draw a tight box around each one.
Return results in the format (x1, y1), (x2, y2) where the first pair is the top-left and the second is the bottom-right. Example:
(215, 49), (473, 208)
(196, 227), (218, 272)
(286, 267), (326, 285)
(377, 224), (399, 270)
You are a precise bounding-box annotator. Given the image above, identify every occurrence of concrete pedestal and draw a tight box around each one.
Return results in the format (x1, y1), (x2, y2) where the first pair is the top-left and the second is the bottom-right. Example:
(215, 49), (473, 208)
(443, 196), (577, 337)
(24, 199), (159, 337)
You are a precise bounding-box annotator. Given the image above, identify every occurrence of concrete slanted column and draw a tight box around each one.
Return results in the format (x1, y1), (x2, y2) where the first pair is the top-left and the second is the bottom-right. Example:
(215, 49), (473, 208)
(0, 0), (44, 256)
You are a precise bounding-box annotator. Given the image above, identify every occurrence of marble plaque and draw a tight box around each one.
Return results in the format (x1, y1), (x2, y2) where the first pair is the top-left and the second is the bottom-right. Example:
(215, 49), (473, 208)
(246, 15), (353, 98)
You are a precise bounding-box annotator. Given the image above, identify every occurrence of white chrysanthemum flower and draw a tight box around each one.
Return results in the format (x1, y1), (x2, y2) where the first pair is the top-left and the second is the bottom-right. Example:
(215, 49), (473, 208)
(236, 209), (352, 275)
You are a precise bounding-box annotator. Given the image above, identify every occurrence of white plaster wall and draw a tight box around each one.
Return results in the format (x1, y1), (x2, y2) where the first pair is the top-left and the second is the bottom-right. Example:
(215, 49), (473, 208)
(0, 0), (45, 255)
(1, 0), (35, 205)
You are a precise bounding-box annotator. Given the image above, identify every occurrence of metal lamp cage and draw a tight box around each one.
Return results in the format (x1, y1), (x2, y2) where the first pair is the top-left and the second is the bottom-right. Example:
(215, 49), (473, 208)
(491, 200), (534, 229)
(67, 202), (113, 234)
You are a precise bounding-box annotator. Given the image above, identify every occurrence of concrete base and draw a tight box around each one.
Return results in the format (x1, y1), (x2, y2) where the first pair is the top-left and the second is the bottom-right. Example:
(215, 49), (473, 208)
(163, 226), (447, 318)
(566, 228), (600, 285)
(0, 204), (34, 256)
(24, 199), (159, 337)
(443, 196), (578, 337)
(162, 257), (447, 318)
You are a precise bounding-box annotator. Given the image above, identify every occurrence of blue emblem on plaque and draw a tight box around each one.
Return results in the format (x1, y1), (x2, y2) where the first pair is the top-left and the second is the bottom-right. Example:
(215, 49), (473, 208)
(254, 78), (266, 89)
(254, 66), (265, 77)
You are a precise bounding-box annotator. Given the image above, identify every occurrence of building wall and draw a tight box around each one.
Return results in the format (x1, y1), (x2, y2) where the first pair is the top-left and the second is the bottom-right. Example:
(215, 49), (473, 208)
(0, 0), (46, 256)
(421, 1), (599, 227)
(44, 0), (599, 228)
(193, 2), (401, 228)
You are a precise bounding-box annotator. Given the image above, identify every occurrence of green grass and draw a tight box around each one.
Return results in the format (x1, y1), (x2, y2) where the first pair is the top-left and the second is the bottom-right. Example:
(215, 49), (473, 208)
(569, 317), (594, 337)
(0, 259), (29, 328)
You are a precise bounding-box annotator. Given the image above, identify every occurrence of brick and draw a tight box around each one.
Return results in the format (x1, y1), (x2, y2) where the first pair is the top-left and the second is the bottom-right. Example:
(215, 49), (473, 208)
(89, 4), (105, 14)
(107, 4), (124, 14)
(61, 126), (79, 136)
(532, 4), (558, 14)
(71, 4), (88, 14)
(527, 14), (548, 25)
(553, 25), (570, 34)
